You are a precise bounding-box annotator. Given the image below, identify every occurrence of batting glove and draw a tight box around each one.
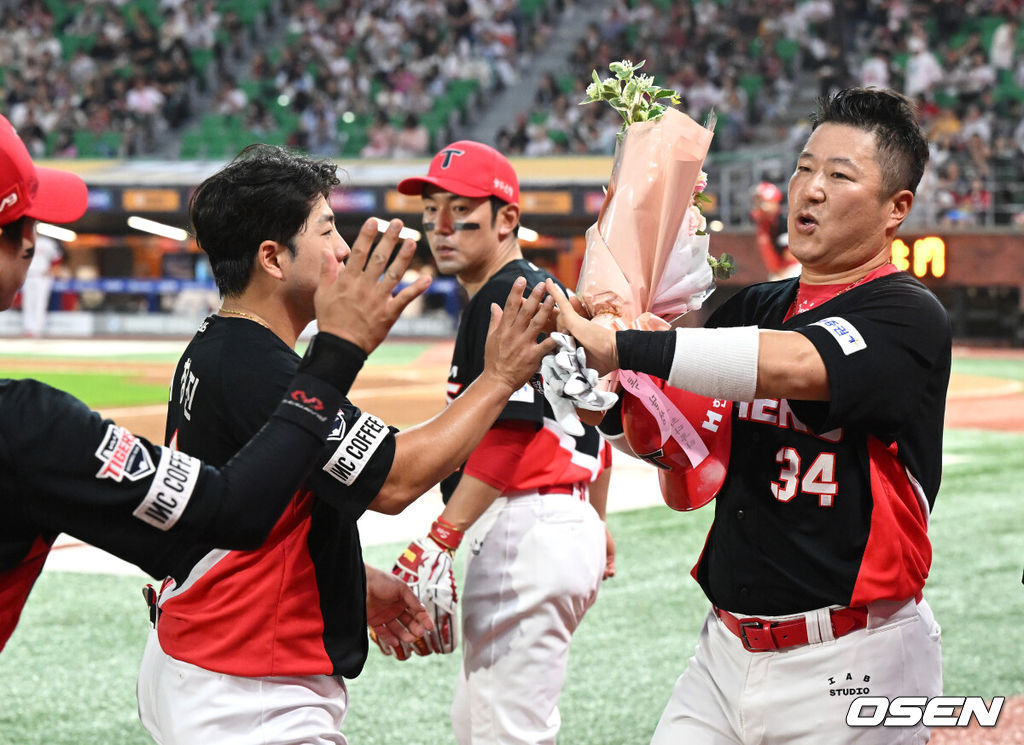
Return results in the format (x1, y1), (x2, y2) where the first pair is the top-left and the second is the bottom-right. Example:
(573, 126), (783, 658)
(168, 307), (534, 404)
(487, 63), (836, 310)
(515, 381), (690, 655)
(542, 332), (619, 436)
(379, 516), (464, 658)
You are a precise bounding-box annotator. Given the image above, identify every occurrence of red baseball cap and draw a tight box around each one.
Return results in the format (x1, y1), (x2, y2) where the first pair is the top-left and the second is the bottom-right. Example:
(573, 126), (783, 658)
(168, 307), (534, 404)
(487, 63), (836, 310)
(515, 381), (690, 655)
(754, 181), (782, 204)
(0, 114), (88, 226)
(397, 140), (519, 204)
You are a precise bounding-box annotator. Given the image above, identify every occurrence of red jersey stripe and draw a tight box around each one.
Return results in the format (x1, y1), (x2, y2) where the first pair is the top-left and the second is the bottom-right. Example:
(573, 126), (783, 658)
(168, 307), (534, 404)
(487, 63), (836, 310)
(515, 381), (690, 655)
(849, 437), (931, 606)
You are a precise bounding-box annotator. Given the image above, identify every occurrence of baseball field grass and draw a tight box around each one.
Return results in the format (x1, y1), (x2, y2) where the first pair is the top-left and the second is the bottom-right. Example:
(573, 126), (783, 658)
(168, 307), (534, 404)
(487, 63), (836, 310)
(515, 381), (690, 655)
(0, 345), (1021, 744)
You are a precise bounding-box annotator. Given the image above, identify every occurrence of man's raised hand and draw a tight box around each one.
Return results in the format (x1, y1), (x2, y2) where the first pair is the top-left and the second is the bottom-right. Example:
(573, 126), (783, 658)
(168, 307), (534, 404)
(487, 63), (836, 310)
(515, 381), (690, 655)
(315, 217), (432, 353)
(544, 279), (619, 376)
(481, 277), (559, 394)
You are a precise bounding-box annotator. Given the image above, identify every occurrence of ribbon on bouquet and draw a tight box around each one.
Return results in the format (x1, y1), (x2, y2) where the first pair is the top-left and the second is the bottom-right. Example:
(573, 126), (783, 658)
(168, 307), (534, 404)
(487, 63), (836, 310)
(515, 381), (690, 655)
(618, 369), (708, 469)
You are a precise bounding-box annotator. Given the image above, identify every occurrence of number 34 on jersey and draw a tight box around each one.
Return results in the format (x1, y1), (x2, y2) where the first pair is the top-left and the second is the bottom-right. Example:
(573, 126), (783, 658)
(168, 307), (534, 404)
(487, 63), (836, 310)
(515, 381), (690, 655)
(736, 398), (842, 509)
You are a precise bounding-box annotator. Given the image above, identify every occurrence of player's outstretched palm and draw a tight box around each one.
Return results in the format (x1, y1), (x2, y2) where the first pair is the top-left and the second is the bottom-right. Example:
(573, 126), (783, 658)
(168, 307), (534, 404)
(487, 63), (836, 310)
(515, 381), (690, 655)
(315, 217), (432, 353)
(481, 277), (558, 393)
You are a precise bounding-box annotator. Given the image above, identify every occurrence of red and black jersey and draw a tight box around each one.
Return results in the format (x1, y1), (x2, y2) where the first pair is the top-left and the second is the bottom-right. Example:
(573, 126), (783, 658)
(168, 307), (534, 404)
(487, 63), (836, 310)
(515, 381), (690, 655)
(157, 316), (396, 678)
(440, 259), (605, 501)
(696, 271), (951, 614)
(0, 338), (356, 652)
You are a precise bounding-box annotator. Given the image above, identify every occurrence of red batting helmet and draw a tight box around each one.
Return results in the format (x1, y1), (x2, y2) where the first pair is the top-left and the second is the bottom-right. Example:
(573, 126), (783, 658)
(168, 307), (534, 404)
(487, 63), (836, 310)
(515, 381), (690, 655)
(621, 377), (732, 511)
(754, 181), (782, 204)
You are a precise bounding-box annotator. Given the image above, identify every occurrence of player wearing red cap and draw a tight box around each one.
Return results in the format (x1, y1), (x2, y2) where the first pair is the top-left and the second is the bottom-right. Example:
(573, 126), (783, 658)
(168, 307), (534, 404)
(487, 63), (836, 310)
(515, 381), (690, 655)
(751, 180), (800, 280)
(392, 141), (614, 745)
(0, 114), (434, 658)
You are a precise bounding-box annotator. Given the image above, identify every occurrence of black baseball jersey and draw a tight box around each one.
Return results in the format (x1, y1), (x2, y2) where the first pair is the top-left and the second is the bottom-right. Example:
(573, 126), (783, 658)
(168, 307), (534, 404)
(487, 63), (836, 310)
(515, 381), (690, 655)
(0, 343), (353, 651)
(156, 316), (397, 678)
(440, 259), (604, 501)
(697, 271), (951, 614)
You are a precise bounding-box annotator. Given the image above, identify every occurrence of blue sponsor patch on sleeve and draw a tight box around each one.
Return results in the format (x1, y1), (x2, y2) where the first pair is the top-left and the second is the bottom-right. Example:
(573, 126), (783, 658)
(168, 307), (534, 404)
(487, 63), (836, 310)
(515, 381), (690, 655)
(812, 316), (866, 355)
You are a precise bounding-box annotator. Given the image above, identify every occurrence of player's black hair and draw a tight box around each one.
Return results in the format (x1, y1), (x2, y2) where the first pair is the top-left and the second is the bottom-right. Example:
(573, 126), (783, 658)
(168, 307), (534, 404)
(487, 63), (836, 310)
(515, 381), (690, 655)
(0, 215), (31, 237)
(809, 87), (929, 197)
(488, 195), (519, 237)
(189, 144), (341, 297)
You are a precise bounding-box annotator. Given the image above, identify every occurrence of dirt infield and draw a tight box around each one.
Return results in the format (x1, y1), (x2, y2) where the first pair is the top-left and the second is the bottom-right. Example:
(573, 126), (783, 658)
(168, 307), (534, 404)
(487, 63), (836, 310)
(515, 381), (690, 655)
(87, 342), (1024, 443)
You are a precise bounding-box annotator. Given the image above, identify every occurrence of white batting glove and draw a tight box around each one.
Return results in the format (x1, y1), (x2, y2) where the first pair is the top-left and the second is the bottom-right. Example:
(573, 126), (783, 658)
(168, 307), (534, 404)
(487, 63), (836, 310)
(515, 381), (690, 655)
(542, 333), (618, 436)
(382, 517), (463, 658)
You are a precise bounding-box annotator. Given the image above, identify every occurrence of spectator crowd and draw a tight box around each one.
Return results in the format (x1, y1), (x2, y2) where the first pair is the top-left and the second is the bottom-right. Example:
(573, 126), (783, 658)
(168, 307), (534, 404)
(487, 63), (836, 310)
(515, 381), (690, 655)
(2, 0), (1024, 223)
(496, 0), (1024, 226)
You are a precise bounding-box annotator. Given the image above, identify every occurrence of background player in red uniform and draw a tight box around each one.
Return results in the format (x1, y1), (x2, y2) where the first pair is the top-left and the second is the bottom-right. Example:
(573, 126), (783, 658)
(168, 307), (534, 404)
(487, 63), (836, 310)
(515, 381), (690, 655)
(0, 115), (431, 656)
(136, 144), (558, 745)
(393, 140), (614, 745)
(549, 88), (950, 745)
(750, 180), (800, 280)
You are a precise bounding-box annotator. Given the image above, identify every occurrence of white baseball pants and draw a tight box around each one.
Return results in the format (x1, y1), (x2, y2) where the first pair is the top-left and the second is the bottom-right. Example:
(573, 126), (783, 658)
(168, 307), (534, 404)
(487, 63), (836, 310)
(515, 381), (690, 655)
(137, 629), (349, 745)
(651, 596), (942, 745)
(451, 491), (606, 745)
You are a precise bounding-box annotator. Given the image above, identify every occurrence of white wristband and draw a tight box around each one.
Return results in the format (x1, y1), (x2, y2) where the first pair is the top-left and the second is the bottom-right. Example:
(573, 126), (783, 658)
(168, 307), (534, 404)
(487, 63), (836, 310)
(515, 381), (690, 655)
(668, 326), (760, 402)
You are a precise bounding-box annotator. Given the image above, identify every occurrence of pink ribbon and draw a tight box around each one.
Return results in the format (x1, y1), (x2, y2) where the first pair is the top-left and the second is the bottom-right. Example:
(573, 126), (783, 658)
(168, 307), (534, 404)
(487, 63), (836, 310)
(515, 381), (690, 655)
(619, 370), (708, 468)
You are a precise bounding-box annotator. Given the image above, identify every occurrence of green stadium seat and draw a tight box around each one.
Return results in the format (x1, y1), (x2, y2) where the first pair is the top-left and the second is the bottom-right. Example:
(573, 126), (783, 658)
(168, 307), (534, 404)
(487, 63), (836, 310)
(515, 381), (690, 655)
(72, 131), (97, 156)
(518, 0), (547, 22)
(340, 129), (368, 157)
(738, 73), (763, 100)
(189, 47), (215, 74)
(60, 33), (96, 61)
(547, 128), (569, 148)
(993, 82), (1024, 105)
(775, 38), (801, 68)
(180, 131), (206, 159)
(447, 79), (480, 110)
(978, 15), (1005, 51)
(43, 0), (72, 27)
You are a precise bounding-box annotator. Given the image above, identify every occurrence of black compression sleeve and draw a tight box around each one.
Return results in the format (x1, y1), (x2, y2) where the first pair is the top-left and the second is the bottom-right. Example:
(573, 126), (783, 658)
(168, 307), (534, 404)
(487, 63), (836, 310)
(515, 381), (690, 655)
(191, 334), (372, 547)
(195, 371), (345, 548)
(297, 332), (366, 395)
(616, 329), (677, 379)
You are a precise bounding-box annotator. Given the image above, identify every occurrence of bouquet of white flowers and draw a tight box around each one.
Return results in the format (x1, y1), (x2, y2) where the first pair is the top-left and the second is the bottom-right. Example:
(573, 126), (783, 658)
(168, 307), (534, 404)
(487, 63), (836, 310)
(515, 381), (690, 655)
(576, 60), (733, 335)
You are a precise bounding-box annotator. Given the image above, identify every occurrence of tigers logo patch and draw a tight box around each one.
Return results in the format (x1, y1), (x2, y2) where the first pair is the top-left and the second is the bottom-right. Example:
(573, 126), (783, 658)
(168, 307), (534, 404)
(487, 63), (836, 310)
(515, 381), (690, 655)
(95, 424), (155, 482)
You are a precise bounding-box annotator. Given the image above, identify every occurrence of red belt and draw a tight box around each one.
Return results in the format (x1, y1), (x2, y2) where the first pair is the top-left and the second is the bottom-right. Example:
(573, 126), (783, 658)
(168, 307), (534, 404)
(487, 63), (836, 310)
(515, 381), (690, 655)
(537, 483), (586, 500)
(538, 485), (574, 495)
(714, 605), (868, 652)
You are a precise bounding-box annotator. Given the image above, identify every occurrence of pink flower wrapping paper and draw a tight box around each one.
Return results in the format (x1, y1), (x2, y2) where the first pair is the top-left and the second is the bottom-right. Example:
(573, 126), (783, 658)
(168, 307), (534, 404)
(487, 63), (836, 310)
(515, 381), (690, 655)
(576, 106), (716, 333)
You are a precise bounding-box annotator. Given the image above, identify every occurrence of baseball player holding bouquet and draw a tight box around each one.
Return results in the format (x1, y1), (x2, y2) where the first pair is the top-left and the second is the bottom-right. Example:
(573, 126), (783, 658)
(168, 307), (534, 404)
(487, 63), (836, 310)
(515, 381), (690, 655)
(549, 87), (950, 745)
(389, 140), (614, 745)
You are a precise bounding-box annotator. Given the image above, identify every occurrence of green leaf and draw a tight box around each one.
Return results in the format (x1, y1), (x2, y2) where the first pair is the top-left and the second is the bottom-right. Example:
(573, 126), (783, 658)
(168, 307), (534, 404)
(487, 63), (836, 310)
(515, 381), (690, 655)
(708, 253), (736, 280)
(609, 60), (633, 78)
(579, 60), (681, 127)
